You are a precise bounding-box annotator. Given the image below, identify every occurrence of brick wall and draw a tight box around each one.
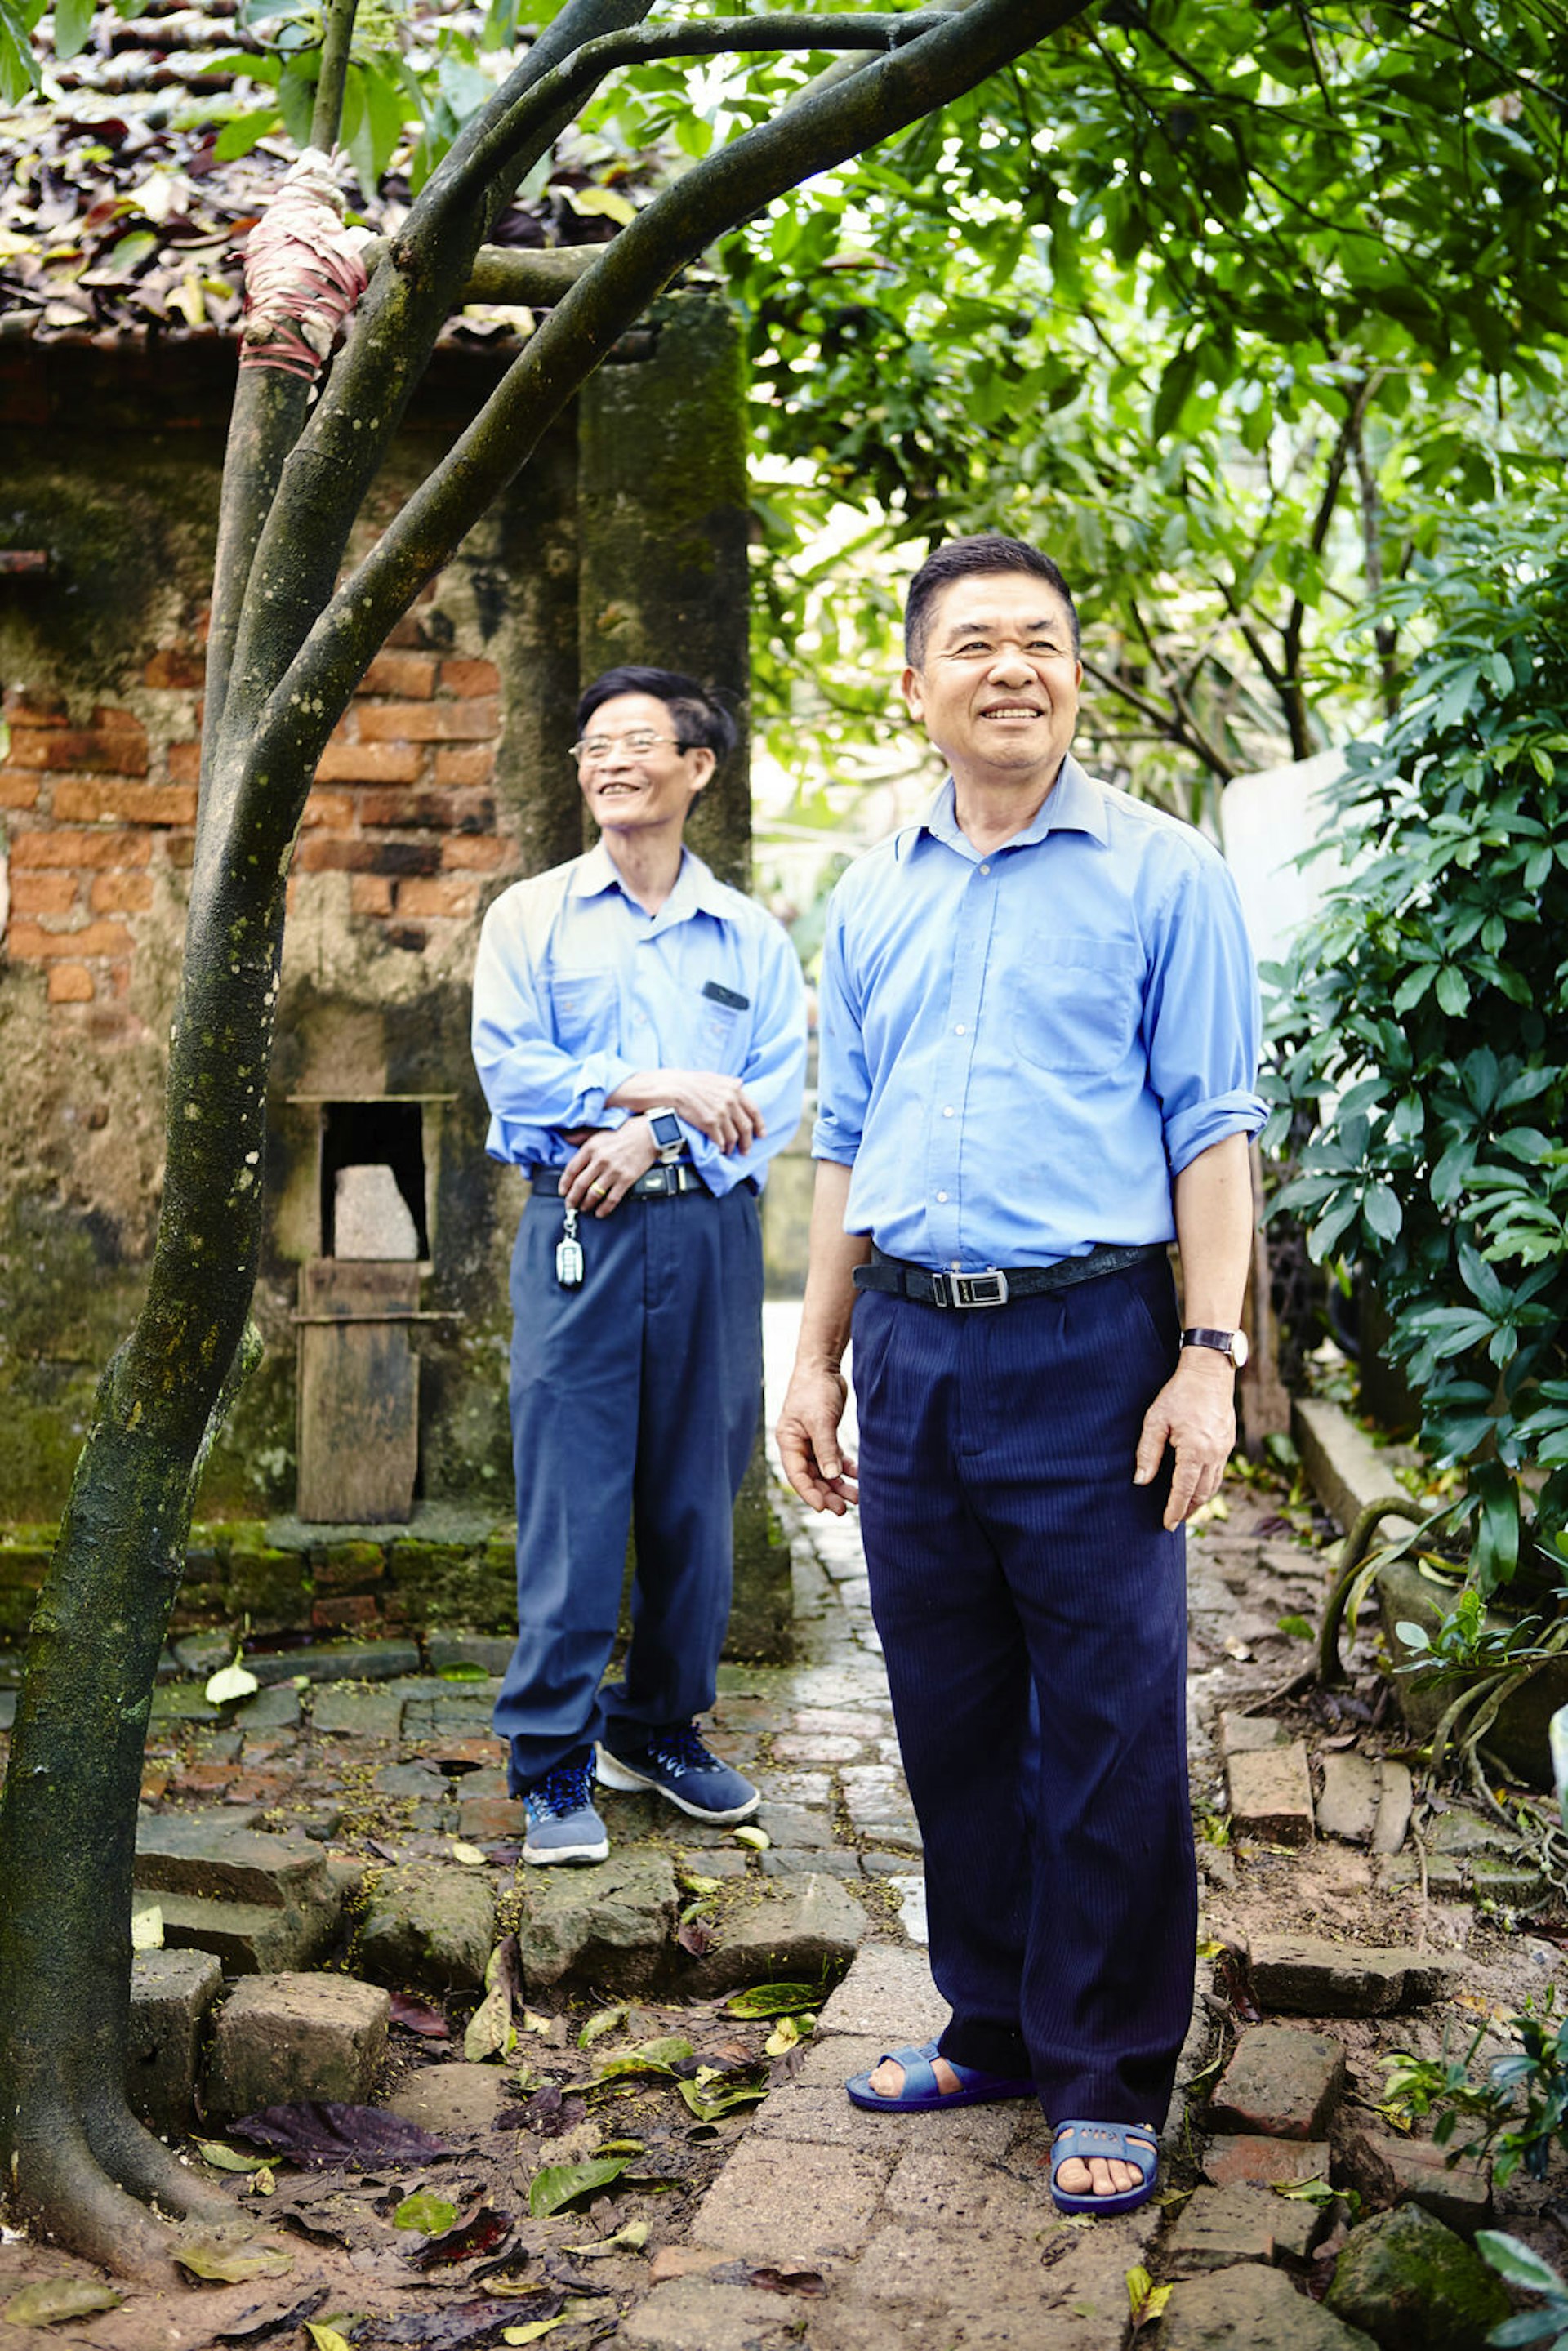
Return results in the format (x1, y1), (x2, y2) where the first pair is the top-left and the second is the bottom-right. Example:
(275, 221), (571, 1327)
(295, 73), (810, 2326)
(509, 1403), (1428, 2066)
(2, 617), (517, 1022)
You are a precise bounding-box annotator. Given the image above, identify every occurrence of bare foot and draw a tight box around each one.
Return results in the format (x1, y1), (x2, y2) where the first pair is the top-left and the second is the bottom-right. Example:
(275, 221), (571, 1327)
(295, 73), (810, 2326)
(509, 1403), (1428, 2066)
(1055, 2128), (1156, 2200)
(866, 2053), (964, 2099)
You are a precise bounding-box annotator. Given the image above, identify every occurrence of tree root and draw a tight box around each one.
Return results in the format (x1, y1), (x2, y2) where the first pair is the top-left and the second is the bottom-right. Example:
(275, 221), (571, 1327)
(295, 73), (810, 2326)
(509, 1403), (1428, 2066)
(87, 2097), (234, 2224)
(7, 2108), (184, 2286)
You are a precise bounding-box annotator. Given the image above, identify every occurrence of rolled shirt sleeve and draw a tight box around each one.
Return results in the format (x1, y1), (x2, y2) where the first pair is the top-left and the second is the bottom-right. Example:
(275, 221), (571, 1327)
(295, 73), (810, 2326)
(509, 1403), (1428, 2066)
(1143, 850), (1266, 1176)
(472, 893), (638, 1166)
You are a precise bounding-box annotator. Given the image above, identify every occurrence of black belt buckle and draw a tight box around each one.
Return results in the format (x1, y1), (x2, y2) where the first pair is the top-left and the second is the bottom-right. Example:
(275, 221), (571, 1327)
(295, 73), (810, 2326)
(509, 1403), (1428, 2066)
(639, 1164), (677, 1198)
(934, 1267), (1009, 1310)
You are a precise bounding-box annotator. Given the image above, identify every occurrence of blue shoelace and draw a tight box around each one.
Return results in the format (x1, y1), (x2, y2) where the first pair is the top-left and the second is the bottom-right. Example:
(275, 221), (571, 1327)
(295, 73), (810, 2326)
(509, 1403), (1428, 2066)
(644, 1724), (719, 1779)
(528, 1758), (595, 1818)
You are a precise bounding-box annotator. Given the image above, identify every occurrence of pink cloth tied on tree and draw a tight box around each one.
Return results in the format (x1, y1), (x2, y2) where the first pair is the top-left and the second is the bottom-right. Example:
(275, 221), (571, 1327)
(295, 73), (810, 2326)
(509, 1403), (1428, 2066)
(240, 146), (371, 381)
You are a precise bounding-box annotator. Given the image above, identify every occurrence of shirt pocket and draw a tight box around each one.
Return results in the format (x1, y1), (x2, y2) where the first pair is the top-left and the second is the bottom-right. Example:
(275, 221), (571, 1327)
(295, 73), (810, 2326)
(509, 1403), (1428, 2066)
(696, 993), (746, 1070)
(1006, 939), (1140, 1077)
(547, 969), (617, 1053)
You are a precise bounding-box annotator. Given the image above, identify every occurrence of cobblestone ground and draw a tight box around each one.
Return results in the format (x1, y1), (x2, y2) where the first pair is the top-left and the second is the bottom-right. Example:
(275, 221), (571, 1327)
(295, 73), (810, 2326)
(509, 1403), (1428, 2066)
(1, 1308), (1563, 2346)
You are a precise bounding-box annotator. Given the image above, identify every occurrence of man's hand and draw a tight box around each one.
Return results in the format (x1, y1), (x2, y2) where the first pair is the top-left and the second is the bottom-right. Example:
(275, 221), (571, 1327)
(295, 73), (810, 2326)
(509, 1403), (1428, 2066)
(1133, 1347), (1236, 1530)
(777, 1364), (859, 1516)
(562, 1120), (658, 1217)
(656, 1071), (765, 1155)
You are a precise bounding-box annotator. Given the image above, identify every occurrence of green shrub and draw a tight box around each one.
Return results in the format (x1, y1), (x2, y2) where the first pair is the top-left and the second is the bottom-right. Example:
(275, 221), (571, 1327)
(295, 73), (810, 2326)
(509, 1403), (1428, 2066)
(1264, 508), (1568, 1593)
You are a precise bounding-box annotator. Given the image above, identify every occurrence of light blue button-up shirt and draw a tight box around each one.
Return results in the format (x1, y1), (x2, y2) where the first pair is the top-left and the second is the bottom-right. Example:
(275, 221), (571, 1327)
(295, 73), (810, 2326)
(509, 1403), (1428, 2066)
(812, 756), (1264, 1267)
(473, 839), (807, 1196)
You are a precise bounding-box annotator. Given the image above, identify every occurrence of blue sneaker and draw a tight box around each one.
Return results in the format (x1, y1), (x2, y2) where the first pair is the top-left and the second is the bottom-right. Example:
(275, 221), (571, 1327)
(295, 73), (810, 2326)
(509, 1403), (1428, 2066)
(596, 1724), (760, 1823)
(521, 1756), (610, 1866)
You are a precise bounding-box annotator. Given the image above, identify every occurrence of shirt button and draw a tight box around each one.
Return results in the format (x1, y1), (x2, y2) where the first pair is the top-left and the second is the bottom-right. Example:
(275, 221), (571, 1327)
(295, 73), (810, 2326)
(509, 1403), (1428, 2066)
(942, 1106), (955, 1118)
(936, 1190), (949, 1204)
(954, 1022), (966, 1035)
(979, 863), (991, 875)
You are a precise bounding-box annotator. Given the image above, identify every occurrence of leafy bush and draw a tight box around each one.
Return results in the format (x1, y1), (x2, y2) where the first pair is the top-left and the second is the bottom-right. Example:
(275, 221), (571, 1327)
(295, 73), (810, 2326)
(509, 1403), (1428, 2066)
(1265, 508), (1568, 1592)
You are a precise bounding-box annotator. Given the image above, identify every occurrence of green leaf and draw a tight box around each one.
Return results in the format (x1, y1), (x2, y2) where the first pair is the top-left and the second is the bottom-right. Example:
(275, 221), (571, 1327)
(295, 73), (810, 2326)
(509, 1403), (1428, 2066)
(53, 0), (92, 58)
(723, 1983), (821, 2017)
(0, 1), (40, 104)
(1477, 2229), (1567, 2296)
(1364, 1185), (1403, 1245)
(528, 2157), (629, 2218)
(501, 2322), (568, 2347)
(578, 2006), (627, 2049)
(2, 2280), (124, 2326)
(172, 2235), (293, 2283)
(304, 2327), (357, 2351)
(393, 2190), (459, 2233)
(195, 2138), (275, 2174)
(677, 2075), (768, 2122)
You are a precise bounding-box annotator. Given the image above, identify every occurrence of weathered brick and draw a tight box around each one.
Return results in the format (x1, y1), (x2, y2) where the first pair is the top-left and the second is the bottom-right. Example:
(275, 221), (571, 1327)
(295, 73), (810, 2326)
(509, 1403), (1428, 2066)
(297, 836), (440, 877)
(311, 1594), (381, 1629)
(1228, 1741), (1315, 1845)
(1208, 2025), (1347, 2140)
(167, 741), (201, 783)
(11, 826), (151, 868)
(0, 773), (42, 810)
(53, 780), (196, 826)
(3, 690), (66, 725)
(350, 875), (394, 916)
(433, 745), (497, 787)
(47, 962), (95, 1003)
(93, 705), (143, 734)
(301, 787), (355, 830)
(314, 740), (423, 784)
(359, 786), (494, 831)
(11, 870), (80, 915)
(358, 697), (499, 743)
(10, 726), (149, 774)
(90, 871), (154, 915)
(395, 876), (479, 919)
(359, 652), (437, 699)
(206, 1973), (390, 2117)
(8, 918), (134, 960)
(441, 658), (500, 697)
(441, 834), (514, 872)
(143, 648), (207, 690)
(166, 833), (196, 869)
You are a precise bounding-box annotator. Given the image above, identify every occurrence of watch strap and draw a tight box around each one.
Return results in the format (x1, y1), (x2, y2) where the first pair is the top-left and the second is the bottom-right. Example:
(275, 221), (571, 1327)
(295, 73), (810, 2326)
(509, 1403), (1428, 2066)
(1181, 1326), (1242, 1362)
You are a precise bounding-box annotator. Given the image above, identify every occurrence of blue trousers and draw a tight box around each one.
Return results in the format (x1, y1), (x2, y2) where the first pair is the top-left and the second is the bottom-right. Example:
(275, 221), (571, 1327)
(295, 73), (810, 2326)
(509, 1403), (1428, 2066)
(493, 1183), (763, 1792)
(853, 1253), (1196, 2126)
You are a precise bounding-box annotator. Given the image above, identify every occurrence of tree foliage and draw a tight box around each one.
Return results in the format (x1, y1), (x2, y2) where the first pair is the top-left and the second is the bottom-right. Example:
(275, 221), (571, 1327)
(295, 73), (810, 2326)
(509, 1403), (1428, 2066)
(1264, 502), (1568, 1595)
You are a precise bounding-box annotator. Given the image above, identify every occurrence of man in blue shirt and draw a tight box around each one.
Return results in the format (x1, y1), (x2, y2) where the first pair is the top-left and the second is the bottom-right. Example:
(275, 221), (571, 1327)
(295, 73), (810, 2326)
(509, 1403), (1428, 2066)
(474, 666), (807, 1866)
(777, 539), (1263, 2215)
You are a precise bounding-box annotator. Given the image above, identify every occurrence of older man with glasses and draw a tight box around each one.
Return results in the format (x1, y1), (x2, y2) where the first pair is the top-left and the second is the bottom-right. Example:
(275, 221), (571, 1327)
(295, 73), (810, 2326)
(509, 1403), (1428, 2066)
(473, 666), (807, 1864)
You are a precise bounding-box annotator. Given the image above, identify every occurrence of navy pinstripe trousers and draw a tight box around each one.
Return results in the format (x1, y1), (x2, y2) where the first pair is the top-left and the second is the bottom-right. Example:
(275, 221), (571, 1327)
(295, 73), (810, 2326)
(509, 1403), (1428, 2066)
(853, 1252), (1196, 2126)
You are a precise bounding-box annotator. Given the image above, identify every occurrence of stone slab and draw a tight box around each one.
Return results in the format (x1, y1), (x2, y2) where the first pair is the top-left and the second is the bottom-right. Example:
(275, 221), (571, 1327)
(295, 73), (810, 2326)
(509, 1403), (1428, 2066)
(310, 1685), (405, 1739)
(359, 1863), (496, 1992)
(126, 1948), (224, 2131)
(1292, 1396), (1417, 1547)
(387, 2061), (528, 2137)
(816, 1944), (947, 2044)
(1220, 1712), (1290, 1757)
(517, 1848), (679, 1995)
(153, 1892), (336, 1975)
(1208, 2026), (1347, 2140)
(1325, 2202), (1510, 2349)
(205, 1970), (390, 2117)
(1338, 2126), (1492, 2237)
(243, 1640), (421, 1685)
(234, 1685), (302, 1730)
(133, 1815), (331, 1907)
(1166, 2182), (1296, 2272)
(1248, 1935), (1461, 2017)
(1316, 1752), (1382, 1844)
(691, 1873), (866, 1996)
(688, 2137), (892, 2260)
(1228, 1742), (1315, 1844)
(618, 2278), (801, 2351)
(1161, 2262), (1379, 2349)
(1371, 1761), (1414, 1855)
(1203, 2135), (1331, 2190)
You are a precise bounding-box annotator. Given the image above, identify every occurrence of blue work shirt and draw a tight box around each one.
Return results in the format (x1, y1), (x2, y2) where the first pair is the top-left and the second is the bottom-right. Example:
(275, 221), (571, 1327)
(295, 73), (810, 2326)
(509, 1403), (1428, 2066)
(473, 839), (807, 1197)
(813, 755), (1264, 1267)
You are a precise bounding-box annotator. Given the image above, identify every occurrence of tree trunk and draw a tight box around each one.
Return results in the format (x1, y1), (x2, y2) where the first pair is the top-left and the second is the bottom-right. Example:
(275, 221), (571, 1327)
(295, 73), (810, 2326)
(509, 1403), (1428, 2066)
(0, 0), (1092, 2272)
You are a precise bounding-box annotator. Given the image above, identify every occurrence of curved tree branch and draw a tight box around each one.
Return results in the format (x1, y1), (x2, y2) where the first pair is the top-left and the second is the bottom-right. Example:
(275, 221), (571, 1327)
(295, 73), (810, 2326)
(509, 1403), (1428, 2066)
(309, 0), (359, 154)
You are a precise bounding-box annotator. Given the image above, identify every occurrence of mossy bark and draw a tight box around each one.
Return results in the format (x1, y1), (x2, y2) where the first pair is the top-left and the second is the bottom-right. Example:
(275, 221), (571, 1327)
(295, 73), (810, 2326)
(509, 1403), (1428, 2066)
(0, 0), (1092, 2272)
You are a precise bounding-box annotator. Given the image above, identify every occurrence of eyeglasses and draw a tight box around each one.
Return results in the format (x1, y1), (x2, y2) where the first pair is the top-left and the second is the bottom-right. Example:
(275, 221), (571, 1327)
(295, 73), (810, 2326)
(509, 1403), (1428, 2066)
(570, 731), (693, 766)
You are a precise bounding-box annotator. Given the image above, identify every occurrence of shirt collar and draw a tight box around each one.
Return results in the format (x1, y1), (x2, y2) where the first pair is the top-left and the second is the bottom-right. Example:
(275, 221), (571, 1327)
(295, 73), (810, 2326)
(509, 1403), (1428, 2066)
(901, 751), (1109, 861)
(569, 839), (725, 920)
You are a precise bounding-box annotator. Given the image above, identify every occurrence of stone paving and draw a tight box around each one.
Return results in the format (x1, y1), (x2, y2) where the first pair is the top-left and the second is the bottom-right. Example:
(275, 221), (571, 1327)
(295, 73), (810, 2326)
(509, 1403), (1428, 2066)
(2, 1321), (1565, 2344)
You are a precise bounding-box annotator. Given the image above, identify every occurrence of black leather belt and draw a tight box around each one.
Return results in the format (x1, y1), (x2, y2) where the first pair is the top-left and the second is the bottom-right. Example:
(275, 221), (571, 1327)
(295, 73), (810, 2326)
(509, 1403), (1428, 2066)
(527, 1164), (708, 1201)
(852, 1240), (1165, 1310)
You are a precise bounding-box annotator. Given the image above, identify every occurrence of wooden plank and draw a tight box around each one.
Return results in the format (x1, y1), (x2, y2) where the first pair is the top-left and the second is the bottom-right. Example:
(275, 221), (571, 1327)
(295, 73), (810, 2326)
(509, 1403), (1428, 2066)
(296, 1262), (419, 1523)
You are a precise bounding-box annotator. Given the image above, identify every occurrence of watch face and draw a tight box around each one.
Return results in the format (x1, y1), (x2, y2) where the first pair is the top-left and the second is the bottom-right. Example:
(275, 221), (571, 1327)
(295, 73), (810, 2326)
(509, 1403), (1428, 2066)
(1231, 1329), (1250, 1369)
(650, 1112), (682, 1151)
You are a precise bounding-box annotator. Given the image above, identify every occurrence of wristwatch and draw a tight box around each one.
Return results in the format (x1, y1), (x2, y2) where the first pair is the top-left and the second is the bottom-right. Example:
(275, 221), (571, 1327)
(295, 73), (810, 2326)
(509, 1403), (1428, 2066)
(647, 1106), (684, 1164)
(1181, 1325), (1250, 1369)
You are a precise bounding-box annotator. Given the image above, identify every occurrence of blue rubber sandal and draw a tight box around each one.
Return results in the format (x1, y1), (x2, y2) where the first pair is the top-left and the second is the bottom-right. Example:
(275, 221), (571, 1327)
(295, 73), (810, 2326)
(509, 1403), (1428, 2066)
(1049, 2119), (1159, 2215)
(845, 2038), (1035, 2113)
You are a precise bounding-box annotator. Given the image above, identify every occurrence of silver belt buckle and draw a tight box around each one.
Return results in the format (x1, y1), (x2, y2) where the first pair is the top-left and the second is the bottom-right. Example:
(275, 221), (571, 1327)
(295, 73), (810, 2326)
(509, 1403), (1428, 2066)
(947, 1268), (1009, 1309)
